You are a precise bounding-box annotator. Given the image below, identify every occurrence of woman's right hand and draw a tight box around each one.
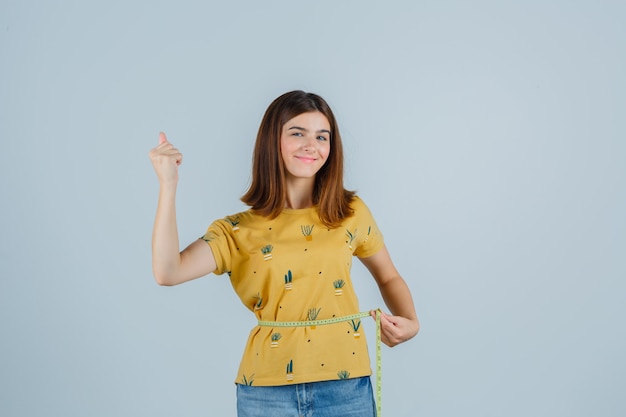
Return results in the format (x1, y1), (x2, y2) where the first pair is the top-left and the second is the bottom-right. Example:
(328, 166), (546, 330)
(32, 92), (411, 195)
(149, 132), (183, 185)
(149, 131), (216, 285)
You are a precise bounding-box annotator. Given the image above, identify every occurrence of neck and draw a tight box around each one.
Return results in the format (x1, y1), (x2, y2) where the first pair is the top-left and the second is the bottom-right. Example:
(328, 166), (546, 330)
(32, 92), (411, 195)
(284, 178), (315, 209)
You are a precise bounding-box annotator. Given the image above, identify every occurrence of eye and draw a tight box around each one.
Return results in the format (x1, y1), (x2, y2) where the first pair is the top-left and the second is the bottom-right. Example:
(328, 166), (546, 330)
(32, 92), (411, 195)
(317, 135), (329, 141)
(291, 132), (303, 137)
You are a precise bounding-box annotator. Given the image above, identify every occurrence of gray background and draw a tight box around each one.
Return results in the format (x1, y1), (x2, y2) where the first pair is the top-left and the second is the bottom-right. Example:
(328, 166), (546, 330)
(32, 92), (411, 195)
(1, 1), (624, 416)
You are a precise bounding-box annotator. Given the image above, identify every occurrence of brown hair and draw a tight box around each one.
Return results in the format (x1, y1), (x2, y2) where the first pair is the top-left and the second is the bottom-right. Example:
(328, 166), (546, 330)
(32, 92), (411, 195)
(241, 90), (355, 228)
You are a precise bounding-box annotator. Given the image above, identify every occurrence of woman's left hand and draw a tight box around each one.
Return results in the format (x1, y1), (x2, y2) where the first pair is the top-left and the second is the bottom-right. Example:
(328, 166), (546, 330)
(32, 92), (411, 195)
(371, 310), (420, 347)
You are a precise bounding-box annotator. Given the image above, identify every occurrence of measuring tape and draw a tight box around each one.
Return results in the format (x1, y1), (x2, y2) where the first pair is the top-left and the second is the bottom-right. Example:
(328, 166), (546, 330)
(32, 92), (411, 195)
(258, 309), (383, 417)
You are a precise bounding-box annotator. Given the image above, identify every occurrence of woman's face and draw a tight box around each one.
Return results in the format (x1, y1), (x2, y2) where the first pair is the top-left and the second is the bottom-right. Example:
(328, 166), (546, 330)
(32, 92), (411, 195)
(280, 111), (331, 180)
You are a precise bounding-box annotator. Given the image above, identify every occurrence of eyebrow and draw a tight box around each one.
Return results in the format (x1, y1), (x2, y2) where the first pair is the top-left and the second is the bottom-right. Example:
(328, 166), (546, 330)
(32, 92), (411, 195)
(287, 126), (331, 135)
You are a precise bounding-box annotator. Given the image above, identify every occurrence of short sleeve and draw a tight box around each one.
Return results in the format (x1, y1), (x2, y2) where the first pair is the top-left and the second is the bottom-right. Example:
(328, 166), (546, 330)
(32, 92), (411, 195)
(351, 196), (385, 258)
(200, 219), (234, 276)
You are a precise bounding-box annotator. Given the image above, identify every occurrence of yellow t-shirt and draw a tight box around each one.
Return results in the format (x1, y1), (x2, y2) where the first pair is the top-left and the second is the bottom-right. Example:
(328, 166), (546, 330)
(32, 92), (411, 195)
(201, 196), (384, 386)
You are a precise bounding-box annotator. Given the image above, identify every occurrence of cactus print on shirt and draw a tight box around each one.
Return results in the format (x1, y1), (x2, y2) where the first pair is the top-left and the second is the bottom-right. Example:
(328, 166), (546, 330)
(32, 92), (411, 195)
(201, 196), (384, 386)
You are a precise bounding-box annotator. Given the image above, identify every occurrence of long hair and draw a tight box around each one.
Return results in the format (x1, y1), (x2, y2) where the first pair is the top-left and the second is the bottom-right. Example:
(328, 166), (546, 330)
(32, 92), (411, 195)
(241, 90), (355, 228)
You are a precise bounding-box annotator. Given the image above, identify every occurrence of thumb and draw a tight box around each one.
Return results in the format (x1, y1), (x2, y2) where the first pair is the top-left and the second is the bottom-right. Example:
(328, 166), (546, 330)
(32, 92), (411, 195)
(159, 131), (168, 144)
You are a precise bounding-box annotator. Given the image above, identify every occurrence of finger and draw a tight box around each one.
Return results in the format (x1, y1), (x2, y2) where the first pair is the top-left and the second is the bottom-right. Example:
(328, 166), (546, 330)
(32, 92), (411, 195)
(380, 326), (401, 347)
(160, 149), (183, 165)
(380, 315), (402, 344)
(159, 131), (168, 144)
(380, 312), (398, 327)
(380, 328), (398, 347)
(380, 316), (398, 336)
(372, 311), (395, 335)
(165, 147), (183, 166)
(372, 310), (395, 326)
(371, 311), (396, 346)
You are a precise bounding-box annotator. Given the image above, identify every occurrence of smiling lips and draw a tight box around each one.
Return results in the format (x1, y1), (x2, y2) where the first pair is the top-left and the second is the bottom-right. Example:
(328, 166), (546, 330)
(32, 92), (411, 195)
(295, 155), (317, 163)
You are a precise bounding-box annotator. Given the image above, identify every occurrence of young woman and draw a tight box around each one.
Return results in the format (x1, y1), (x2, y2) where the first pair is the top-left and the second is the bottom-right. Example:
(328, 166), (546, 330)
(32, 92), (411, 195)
(149, 90), (419, 417)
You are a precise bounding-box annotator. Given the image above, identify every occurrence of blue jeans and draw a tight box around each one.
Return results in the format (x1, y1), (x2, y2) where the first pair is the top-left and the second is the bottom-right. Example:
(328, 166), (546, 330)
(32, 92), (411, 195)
(236, 376), (377, 417)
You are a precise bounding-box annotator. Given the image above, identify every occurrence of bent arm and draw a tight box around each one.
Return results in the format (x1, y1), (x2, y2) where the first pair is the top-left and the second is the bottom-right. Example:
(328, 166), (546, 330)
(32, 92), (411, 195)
(149, 133), (216, 286)
(359, 245), (420, 346)
(151, 184), (216, 286)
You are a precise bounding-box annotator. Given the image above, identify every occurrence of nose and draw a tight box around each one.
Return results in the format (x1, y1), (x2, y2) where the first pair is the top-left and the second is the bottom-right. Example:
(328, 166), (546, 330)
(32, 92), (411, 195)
(302, 135), (316, 151)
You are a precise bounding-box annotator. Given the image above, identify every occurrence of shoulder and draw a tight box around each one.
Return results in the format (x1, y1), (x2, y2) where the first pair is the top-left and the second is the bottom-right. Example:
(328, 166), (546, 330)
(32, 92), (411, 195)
(214, 209), (261, 226)
(349, 195), (373, 215)
(206, 209), (264, 237)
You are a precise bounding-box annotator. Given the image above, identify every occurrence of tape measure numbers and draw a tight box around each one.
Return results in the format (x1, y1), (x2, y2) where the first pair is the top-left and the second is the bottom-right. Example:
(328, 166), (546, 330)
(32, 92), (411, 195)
(258, 309), (383, 417)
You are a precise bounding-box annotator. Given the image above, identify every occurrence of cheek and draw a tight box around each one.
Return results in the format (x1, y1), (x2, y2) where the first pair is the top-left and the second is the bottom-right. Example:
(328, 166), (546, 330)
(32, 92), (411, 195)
(279, 139), (289, 159)
(321, 144), (331, 160)
(281, 138), (297, 154)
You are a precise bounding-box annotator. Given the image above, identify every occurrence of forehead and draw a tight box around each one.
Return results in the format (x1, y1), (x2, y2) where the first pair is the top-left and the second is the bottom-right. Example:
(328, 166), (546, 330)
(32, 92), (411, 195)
(283, 111), (330, 130)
